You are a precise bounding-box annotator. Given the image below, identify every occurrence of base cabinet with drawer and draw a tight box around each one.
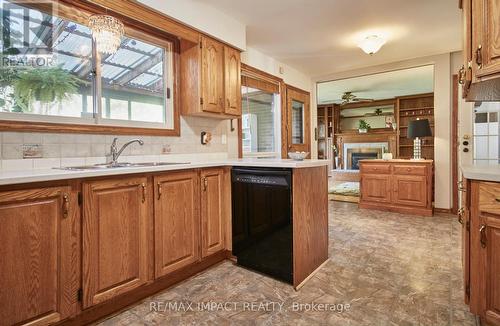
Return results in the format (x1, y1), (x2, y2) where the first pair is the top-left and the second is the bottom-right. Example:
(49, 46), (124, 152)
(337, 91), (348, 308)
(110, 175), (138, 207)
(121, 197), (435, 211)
(463, 179), (500, 325)
(359, 160), (433, 216)
(0, 167), (231, 325)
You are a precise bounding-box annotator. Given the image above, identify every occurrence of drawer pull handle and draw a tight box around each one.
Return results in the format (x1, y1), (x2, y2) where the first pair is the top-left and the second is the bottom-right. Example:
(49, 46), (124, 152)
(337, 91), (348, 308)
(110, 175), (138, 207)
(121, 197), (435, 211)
(495, 198), (500, 203)
(458, 208), (464, 225)
(157, 183), (162, 200)
(141, 183), (146, 203)
(62, 194), (69, 218)
(407, 168), (411, 172)
(480, 225), (487, 248)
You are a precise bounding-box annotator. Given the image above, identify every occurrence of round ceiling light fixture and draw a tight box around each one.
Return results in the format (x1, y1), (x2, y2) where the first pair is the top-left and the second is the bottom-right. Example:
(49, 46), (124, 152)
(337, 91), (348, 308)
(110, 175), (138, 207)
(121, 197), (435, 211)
(88, 15), (124, 55)
(357, 35), (386, 55)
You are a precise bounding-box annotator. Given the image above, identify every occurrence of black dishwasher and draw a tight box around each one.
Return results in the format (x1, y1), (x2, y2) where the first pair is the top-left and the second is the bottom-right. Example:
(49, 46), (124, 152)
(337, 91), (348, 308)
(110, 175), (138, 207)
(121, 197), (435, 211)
(231, 167), (292, 283)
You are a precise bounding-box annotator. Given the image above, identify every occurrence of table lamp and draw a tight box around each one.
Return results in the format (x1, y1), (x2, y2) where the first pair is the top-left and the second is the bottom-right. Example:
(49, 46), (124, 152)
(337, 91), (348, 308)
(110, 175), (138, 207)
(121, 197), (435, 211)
(407, 118), (432, 160)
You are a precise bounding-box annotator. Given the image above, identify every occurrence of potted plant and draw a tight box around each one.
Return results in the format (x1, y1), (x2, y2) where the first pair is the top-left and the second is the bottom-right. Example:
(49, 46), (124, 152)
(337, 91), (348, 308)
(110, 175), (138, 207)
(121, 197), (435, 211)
(13, 66), (82, 112)
(358, 119), (371, 133)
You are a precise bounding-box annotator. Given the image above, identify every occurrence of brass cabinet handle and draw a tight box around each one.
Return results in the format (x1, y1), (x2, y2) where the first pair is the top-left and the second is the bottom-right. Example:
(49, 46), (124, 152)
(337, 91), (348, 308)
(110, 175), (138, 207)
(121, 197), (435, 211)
(476, 45), (483, 68)
(202, 177), (208, 191)
(62, 194), (69, 218)
(480, 224), (487, 248)
(457, 208), (464, 225)
(458, 65), (466, 84)
(227, 99), (231, 107)
(141, 183), (146, 203)
(157, 183), (162, 200)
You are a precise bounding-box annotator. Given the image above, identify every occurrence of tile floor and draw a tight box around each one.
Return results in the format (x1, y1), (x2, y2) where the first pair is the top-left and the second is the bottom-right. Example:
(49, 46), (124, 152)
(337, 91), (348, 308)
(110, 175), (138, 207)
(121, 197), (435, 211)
(97, 201), (477, 326)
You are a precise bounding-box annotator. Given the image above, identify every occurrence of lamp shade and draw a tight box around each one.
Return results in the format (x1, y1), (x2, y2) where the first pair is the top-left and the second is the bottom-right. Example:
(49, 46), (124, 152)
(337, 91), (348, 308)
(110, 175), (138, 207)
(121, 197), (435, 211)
(407, 119), (432, 139)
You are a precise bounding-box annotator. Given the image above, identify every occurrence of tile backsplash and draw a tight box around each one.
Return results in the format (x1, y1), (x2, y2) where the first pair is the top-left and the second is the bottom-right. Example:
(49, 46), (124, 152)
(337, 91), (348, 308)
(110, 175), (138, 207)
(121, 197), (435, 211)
(0, 116), (228, 160)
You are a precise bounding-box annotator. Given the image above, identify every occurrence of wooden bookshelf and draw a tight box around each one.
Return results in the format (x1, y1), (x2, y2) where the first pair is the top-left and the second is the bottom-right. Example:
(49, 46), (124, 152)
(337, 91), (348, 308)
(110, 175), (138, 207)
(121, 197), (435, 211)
(397, 93), (434, 160)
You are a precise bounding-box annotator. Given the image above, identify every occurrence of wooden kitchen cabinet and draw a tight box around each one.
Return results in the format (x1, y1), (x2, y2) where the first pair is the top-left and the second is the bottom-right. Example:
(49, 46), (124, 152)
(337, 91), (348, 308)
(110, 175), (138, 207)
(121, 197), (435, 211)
(180, 36), (241, 118)
(200, 168), (227, 257)
(460, 0), (500, 99)
(224, 46), (242, 116)
(154, 171), (200, 278)
(392, 175), (428, 207)
(0, 186), (78, 325)
(359, 160), (433, 216)
(467, 180), (500, 325)
(201, 37), (225, 114)
(360, 174), (392, 204)
(82, 177), (149, 308)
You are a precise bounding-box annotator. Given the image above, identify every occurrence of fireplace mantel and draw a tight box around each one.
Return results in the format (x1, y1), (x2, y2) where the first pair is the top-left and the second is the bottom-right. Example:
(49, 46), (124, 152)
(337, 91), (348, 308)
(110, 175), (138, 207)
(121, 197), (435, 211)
(335, 131), (397, 169)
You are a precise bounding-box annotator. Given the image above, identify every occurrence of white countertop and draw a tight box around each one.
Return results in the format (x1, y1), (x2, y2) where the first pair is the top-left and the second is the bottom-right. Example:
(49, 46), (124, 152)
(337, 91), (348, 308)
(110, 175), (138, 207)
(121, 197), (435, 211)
(461, 164), (500, 182)
(0, 158), (329, 186)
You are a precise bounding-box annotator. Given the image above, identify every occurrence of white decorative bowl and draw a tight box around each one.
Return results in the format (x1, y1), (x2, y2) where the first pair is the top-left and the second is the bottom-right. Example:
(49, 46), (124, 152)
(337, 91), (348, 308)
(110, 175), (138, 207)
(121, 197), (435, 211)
(288, 152), (309, 161)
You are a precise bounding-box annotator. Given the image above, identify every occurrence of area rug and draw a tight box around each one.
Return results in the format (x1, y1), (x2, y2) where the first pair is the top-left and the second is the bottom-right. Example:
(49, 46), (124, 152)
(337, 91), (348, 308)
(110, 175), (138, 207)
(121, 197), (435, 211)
(328, 182), (360, 203)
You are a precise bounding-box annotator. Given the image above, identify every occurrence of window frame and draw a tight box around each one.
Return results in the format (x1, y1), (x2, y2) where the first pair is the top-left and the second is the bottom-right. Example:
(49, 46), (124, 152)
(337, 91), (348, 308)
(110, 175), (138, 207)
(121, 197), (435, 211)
(0, 0), (181, 136)
(240, 64), (284, 159)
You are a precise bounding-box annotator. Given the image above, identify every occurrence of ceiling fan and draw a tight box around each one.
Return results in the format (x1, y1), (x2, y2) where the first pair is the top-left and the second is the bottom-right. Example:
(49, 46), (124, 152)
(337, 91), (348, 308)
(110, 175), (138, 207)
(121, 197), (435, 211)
(340, 91), (374, 105)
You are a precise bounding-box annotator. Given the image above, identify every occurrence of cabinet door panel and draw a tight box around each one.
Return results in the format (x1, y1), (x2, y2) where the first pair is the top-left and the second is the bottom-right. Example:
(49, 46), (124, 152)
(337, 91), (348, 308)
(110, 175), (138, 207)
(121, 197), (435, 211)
(224, 46), (241, 116)
(83, 177), (149, 308)
(360, 175), (391, 203)
(202, 37), (224, 113)
(473, 0), (500, 79)
(0, 187), (77, 325)
(154, 171), (200, 278)
(201, 168), (225, 257)
(393, 175), (427, 207)
(484, 216), (500, 324)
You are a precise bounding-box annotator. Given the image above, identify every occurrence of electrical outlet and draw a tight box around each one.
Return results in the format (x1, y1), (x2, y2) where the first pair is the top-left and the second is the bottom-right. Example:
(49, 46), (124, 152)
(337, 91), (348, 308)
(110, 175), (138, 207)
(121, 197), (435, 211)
(23, 144), (43, 158)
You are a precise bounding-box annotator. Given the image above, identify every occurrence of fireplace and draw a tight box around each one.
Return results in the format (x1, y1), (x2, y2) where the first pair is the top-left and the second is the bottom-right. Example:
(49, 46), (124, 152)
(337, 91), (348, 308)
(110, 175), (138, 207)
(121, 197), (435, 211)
(349, 151), (379, 170)
(346, 147), (383, 170)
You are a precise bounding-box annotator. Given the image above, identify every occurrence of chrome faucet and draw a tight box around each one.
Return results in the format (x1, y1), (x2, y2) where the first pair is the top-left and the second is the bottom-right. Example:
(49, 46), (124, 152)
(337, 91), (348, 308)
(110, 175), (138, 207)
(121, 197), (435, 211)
(108, 138), (144, 166)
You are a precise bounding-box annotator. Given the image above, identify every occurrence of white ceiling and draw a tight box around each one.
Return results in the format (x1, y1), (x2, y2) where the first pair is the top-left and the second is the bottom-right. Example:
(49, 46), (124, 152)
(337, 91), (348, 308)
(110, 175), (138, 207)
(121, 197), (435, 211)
(317, 65), (434, 104)
(196, 0), (462, 77)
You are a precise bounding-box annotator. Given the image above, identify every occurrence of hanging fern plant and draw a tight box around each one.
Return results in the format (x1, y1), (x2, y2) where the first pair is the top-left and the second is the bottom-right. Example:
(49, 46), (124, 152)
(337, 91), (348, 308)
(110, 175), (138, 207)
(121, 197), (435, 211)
(13, 67), (82, 111)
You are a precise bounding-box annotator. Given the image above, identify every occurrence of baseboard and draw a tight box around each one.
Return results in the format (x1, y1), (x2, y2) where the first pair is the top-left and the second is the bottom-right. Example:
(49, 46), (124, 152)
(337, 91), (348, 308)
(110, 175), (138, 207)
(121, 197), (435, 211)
(434, 208), (453, 214)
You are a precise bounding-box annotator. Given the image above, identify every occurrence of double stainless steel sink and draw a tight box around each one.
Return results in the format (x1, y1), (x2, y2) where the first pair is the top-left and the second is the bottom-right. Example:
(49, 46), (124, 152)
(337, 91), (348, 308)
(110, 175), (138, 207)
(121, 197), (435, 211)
(57, 162), (190, 171)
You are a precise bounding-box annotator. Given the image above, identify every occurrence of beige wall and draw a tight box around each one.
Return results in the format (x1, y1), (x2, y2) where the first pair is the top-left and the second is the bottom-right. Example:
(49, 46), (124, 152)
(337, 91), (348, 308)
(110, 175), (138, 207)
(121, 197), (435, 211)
(313, 53), (455, 210)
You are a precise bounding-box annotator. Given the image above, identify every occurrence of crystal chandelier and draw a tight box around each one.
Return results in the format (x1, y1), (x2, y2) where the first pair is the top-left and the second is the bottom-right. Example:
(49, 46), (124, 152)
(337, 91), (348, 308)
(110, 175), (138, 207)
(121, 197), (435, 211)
(88, 15), (124, 55)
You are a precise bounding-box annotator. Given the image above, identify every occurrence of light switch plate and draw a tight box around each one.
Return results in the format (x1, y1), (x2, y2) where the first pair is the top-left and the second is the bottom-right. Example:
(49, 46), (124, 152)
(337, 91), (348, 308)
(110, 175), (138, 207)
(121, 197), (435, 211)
(23, 144), (43, 158)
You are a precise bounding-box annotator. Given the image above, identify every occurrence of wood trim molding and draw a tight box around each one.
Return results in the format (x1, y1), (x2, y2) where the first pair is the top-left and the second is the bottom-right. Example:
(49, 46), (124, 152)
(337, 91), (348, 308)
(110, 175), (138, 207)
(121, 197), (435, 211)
(452, 74), (459, 215)
(339, 99), (396, 110)
(241, 63), (283, 85)
(285, 84), (310, 96)
(434, 207), (453, 214)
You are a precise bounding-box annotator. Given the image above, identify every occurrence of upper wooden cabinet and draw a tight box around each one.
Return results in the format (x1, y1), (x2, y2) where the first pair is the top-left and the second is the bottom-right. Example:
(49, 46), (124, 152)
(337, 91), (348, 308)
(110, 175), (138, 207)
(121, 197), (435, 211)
(224, 46), (242, 116)
(201, 37), (225, 114)
(0, 187), (78, 326)
(460, 0), (500, 99)
(181, 36), (241, 119)
(82, 177), (149, 308)
(154, 171), (200, 278)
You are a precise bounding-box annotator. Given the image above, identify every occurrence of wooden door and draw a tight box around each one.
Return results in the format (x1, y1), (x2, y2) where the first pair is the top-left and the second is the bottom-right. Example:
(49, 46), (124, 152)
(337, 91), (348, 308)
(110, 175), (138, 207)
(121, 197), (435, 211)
(286, 86), (311, 156)
(83, 177), (149, 308)
(201, 168), (225, 257)
(472, 0), (500, 80)
(0, 187), (78, 325)
(154, 171), (200, 278)
(480, 215), (500, 325)
(224, 46), (241, 116)
(201, 36), (224, 113)
(392, 175), (427, 207)
(360, 174), (392, 203)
